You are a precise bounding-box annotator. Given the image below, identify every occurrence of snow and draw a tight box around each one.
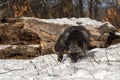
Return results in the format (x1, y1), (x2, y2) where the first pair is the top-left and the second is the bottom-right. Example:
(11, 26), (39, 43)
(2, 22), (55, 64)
(0, 43), (120, 80)
(0, 17), (120, 80)
(22, 17), (114, 28)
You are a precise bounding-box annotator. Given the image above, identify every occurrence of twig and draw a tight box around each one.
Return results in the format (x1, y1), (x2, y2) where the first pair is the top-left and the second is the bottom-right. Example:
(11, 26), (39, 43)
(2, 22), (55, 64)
(50, 55), (62, 70)
(29, 59), (40, 75)
(79, 67), (96, 80)
(105, 48), (111, 65)
(7, 0), (12, 17)
(69, 64), (97, 80)
(0, 68), (24, 74)
(93, 56), (100, 64)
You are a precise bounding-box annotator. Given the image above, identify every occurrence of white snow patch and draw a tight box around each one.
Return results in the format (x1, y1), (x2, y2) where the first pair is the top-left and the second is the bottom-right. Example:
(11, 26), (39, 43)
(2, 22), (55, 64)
(22, 17), (114, 28)
(115, 32), (120, 36)
(0, 45), (39, 50)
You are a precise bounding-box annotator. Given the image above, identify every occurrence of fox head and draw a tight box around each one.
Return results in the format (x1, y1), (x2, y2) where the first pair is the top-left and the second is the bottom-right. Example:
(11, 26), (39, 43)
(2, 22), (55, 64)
(68, 41), (85, 63)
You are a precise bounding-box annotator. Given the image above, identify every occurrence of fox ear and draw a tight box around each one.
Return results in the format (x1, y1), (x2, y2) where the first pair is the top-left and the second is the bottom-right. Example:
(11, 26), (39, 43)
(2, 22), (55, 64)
(63, 32), (69, 41)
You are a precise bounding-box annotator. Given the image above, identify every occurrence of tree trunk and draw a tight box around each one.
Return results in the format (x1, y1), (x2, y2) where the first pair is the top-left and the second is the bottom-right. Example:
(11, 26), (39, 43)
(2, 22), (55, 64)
(61, 0), (73, 17)
(78, 0), (83, 17)
(88, 0), (93, 18)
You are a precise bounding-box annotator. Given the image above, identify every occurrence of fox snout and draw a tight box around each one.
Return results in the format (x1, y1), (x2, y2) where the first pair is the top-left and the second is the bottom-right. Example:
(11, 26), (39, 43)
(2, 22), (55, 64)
(68, 43), (85, 63)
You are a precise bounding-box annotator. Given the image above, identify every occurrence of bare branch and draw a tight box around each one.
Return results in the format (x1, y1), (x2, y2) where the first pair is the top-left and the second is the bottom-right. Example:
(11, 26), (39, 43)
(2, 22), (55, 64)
(0, 68), (24, 74)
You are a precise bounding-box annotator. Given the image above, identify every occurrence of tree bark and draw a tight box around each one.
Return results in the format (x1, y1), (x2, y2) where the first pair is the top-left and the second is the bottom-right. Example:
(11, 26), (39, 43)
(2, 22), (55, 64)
(88, 0), (93, 18)
(78, 0), (83, 17)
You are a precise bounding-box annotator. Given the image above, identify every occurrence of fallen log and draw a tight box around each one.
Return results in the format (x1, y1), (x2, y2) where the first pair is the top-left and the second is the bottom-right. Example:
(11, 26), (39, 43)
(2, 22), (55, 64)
(0, 17), (119, 59)
(23, 18), (116, 50)
(0, 21), (40, 44)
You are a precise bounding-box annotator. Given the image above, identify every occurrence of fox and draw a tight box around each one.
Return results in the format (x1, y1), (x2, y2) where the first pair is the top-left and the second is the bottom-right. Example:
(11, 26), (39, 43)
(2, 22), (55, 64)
(54, 26), (90, 63)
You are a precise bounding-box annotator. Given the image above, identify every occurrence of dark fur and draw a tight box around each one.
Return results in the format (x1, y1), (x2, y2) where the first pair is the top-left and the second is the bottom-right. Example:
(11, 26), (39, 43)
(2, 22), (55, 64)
(54, 26), (90, 63)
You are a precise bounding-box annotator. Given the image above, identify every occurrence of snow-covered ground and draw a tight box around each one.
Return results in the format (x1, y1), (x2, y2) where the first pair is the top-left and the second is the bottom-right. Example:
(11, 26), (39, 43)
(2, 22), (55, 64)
(0, 17), (120, 80)
(0, 43), (120, 80)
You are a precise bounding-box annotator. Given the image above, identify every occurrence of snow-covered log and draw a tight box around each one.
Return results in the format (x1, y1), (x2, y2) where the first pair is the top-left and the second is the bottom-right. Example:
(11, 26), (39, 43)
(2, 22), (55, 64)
(22, 17), (117, 50)
(0, 17), (118, 58)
